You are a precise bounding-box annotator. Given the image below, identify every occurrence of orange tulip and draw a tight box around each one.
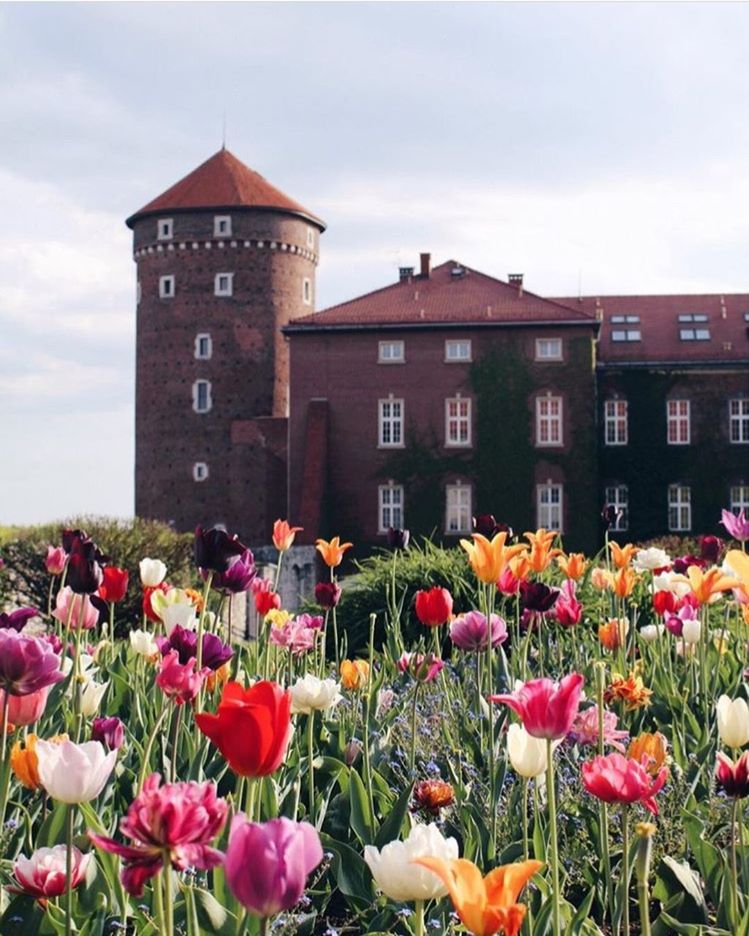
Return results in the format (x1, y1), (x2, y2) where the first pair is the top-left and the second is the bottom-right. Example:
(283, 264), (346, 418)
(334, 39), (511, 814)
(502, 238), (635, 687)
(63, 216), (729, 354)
(340, 659), (370, 691)
(315, 537), (353, 568)
(11, 733), (68, 790)
(524, 528), (560, 574)
(608, 541), (638, 569)
(609, 567), (638, 599)
(508, 550), (531, 582)
(557, 553), (588, 581)
(726, 550), (749, 598)
(685, 566), (736, 606)
(460, 533), (525, 585)
(413, 856), (543, 936)
(628, 732), (669, 775)
(599, 618), (629, 651)
(605, 666), (652, 712)
(273, 519), (303, 552)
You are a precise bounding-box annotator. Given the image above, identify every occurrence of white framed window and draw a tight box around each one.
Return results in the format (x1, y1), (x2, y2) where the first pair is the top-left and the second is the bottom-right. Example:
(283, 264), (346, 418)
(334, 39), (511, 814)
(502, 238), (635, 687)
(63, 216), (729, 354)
(536, 395), (563, 446)
(378, 483), (404, 532)
(535, 337), (562, 361)
(192, 380), (212, 414)
(611, 315), (641, 324)
(193, 462), (209, 482)
(604, 484), (629, 531)
(537, 483), (563, 532)
(668, 484), (691, 532)
(378, 396), (404, 447)
(194, 333), (212, 360)
(731, 485), (749, 514)
(445, 339), (472, 362)
(729, 399), (749, 444)
(446, 483), (472, 534)
(214, 273), (234, 297)
(611, 329), (641, 342)
(445, 396), (472, 447)
(306, 227), (315, 248)
(680, 328), (711, 341)
(303, 278), (312, 305)
(214, 215), (232, 237)
(604, 399), (628, 446)
(378, 341), (405, 364)
(136, 280), (141, 305)
(667, 399), (690, 445)
(157, 218), (173, 240)
(159, 275), (175, 299)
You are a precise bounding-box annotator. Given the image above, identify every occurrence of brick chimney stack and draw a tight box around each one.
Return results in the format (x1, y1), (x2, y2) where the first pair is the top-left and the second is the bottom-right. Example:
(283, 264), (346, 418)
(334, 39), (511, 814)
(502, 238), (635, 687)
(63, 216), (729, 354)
(508, 273), (524, 297)
(420, 252), (431, 278)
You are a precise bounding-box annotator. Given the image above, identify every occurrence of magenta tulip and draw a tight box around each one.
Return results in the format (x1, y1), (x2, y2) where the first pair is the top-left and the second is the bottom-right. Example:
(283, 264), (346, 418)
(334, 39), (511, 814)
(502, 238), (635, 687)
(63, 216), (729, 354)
(224, 815), (323, 918)
(45, 546), (68, 576)
(722, 508), (749, 543)
(490, 673), (584, 740)
(582, 752), (668, 815)
(0, 631), (65, 696)
(554, 580), (583, 627)
(449, 611), (507, 652)
(155, 650), (208, 705)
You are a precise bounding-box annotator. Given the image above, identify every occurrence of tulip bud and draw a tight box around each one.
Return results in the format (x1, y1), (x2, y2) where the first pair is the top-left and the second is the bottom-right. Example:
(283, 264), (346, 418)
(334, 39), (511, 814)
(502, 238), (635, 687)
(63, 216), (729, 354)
(45, 546), (67, 576)
(639, 624), (664, 643)
(716, 695), (749, 749)
(681, 617), (701, 644)
(314, 581), (341, 610)
(506, 723), (550, 778)
(139, 558), (167, 588)
(91, 716), (125, 751)
(386, 527), (410, 550)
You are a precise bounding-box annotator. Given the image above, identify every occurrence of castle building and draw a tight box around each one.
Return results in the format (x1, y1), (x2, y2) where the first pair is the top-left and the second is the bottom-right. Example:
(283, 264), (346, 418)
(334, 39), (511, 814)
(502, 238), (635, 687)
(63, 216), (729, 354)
(130, 150), (749, 551)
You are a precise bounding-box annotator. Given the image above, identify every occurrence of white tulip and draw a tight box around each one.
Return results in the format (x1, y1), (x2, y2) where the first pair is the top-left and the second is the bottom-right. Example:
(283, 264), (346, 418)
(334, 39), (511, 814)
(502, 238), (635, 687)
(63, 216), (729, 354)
(507, 723), (552, 778)
(130, 629), (159, 657)
(681, 618), (701, 644)
(364, 823), (458, 901)
(36, 740), (117, 804)
(639, 624), (664, 643)
(633, 548), (671, 572)
(716, 695), (749, 749)
(289, 675), (342, 714)
(139, 558), (167, 587)
(80, 680), (108, 718)
(652, 571), (690, 599)
(161, 603), (198, 635)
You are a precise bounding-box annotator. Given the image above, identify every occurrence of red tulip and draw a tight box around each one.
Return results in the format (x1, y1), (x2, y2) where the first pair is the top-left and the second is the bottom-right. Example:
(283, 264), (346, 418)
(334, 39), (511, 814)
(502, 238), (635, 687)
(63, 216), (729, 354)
(252, 579), (282, 617)
(143, 582), (169, 623)
(490, 674), (584, 740)
(652, 590), (676, 617)
(99, 567), (129, 604)
(414, 587), (453, 628)
(195, 681), (292, 777)
(582, 752), (668, 815)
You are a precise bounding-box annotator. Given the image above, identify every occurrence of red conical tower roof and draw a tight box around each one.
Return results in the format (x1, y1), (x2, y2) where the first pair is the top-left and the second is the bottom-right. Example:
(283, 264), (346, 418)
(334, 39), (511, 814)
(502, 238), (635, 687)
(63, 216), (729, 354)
(126, 148), (324, 229)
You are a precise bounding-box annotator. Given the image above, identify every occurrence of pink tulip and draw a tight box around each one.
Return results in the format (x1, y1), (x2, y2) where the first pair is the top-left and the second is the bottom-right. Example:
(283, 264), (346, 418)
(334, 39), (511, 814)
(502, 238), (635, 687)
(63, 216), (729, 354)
(490, 673), (584, 740)
(89, 772), (228, 896)
(11, 845), (90, 898)
(269, 618), (317, 656)
(225, 815), (323, 917)
(722, 508), (749, 543)
(449, 611), (507, 652)
(497, 566), (521, 596)
(155, 650), (208, 705)
(45, 546), (68, 576)
(0, 631), (65, 696)
(0, 687), (49, 727)
(554, 579), (583, 627)
(51, 587), (98, 631)
(582, 752), (668, 815)
(397, 652), (444, 683)
(715, 751), (749, 798)
(567, 704), (628, 752)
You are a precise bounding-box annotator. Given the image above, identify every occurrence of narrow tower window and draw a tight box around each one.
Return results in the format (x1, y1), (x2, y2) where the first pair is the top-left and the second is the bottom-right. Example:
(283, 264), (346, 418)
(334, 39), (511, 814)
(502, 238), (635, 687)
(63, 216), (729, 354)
(214, 215), (232, 237)
(193, 462), (209, 482)
(303, 278), (312, 305)
(194, 334), (212, 360)
(193, 380), (212, 414)
(157, 218), (173, 240)
(214, 273), (234, 297)
(159, 275), (175, 299)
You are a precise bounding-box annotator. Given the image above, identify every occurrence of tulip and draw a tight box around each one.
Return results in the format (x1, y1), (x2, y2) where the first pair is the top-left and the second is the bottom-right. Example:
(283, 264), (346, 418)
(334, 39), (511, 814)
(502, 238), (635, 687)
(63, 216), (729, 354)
(80, 679), (108, 718)
(605, 668), (653, 711)
(653, 571), (691, 599)
(524, 528), (560, 574)
(364, 823), (459, 901)
(98, 566), (129, 603)
(142, 582), (169, 622)
(139, 558), (167, 587)
(11, 733), (65, 790)
(716, 695), (749, 749)
(672, 555), (706, 574)
(90, 773), (228, 896)
(412, 855), (543, 936)
(681, 617), (701, 644)
(340, 659), (370, 691)
(633, 548), (671, 572)
(314, 580), (341, 609)
(156, 650), (208, 705)
(66, 539), (103, 594)
(652, 590), (676, 616)
(497, 566), (521, 596)
(460, 532), (524, 584)
(195, 525), (249, 574)
(289, 675), (342, 714)
(507, 723), (552, 778)
(721, 508), (749, 543)
(520, 581), (559, 614)
(45, 546), (68, 576)
(253, 578), (282, 616)
(0, 686), (49, 727)
(386, 527), (410, 550)
(627, 732), (669, 775)
(700, 535), (723, 563)
(397, 652), (445, 683)
(491, 674), (584, 740)
(556, 552), (588, 581)
(599, 618), (629, 651)
(150, 588), (199, 634)
(639, 624), (665, 642)
(315, 536), (353, 568)
(686, 565), (736, 605)
(52, 587), (99, 631)
(36, 739), (116, 804)
(129, 628), (159, 657)
(156, 625), (233, 671)
(472, 514), (507, 538)
(414, 586), (453, 627)
(269, 618), (317, 656)
(212, 548), (256, 594)
(554, 579), (582, 627)
(413, 779), (455, 814)
(0, 607), (41, 632)
(0, 631), (65, 697)
(590, 566), (611, 591)
(92, 716), (125, 751)
(568, 705), (629, 753)
(273, 519), (303, 552)
(225, 815), (323, 917)
(715, 751), (749, 798)
(196, 681), (292, 777)
(609, 541), (638, 569)
(450, 611), (507, 652)
(11, 845), (91, 899)
(582, 752), (668, 815)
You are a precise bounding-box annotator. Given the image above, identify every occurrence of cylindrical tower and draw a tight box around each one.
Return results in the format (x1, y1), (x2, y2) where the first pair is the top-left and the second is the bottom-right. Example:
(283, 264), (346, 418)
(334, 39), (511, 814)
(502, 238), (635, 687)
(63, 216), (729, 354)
(127, 148), (324, 540)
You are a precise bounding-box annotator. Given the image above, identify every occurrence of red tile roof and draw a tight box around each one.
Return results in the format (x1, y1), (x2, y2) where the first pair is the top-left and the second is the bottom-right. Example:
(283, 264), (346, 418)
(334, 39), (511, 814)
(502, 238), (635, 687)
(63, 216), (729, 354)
(553, 293), (749, 364)
(126, 149), (324, 228)
(290, 261), (596, 329)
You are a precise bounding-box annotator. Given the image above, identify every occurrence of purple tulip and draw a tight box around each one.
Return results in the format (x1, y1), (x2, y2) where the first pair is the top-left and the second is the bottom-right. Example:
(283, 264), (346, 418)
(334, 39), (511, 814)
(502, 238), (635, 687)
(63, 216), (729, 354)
(672, 555), (706, 575)
(156, 625), (233, 672)
(601, 504), (622, 531)
(211, 549), (256, 594)
(520, 581), (559, 614)
(449, 610), (507, 652)
(224, 815), (323, 917)
(0, 631), (66, 696)
(92, 716), (125, 751)
(0, 608), (41, 632)
(472, 514), (513, 539)
(386, 528), (410, 550)
(195, 526), (249, 575)
(67, 539), (103, 594)
(314, 581), (341, 610)
(722, 509), (749, 544)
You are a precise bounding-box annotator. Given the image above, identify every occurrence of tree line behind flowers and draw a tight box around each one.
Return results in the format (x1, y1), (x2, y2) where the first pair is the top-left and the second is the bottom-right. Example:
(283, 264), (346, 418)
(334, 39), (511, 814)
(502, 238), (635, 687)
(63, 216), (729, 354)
(0, 508), (748, 934)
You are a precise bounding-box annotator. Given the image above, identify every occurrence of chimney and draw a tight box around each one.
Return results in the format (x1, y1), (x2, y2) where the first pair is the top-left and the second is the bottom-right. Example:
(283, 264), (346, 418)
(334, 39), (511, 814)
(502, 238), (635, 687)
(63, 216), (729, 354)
(420, 252), (431, 278)
(508, 273), (523, 297)
(399, 266), (414, 283)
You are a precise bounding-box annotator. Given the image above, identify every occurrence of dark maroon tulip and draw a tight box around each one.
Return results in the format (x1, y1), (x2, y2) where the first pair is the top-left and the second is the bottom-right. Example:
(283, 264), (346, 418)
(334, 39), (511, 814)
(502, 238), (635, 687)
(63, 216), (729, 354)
(672, 555), (707, 575)
(195, 526), (249, 575)
(0, 631), (66, 696)
(66, 539), (103, 594)
(601, 504), (622, 531)
(0, 608), (41, 632)
(699, 535), (723, 564)
(472, 515), (513, 539)
(211, 549), (256, 594)
(716, 752), (749, 798)
(315, 581), (341, 610)
(156, 625), (233, 672)
(92, 716), (125, 751)
(61, 528), (88, 553)
(386, 528), (410, 550)
(520, 581), (559, 613)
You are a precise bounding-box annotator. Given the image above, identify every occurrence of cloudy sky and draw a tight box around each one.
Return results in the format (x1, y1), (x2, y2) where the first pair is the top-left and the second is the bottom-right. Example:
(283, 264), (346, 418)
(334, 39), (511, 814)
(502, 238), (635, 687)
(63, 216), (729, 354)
(3, 2), (749, 525)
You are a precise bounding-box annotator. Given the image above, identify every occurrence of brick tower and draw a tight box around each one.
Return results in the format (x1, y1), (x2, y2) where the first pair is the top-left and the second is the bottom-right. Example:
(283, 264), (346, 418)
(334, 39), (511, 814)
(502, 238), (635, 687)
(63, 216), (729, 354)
(127, 148), (325, 541)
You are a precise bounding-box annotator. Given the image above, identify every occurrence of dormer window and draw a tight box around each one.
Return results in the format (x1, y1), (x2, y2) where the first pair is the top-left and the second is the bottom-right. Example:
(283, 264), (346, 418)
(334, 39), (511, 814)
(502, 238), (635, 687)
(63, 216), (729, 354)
(214, 216), (232, 237)
(157, 218), (173, 240)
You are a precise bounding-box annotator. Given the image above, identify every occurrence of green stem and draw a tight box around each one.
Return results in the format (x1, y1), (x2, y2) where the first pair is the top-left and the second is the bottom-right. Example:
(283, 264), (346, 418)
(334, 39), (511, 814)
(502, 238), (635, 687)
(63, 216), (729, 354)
(522, 779), (529, 861)
(153, 869), (166, 934)
(731, 798), (740, 928)
(307, 711), (316, 826)
(65, 804), (75, 936)
(621, 804), (631, 936)
(245, 776), (257, 823)
(195, 571), (214, 713)
(413, 899), (425, 936)
(332, 604), (340, 674)
(168, 704), (183, 783)
(409, 684), (420, 774)
(163, 862), (174, 936)
(362, 614), (376, 825)
(137, 704), (170, 794)
(259, 918), (269, 936)
(546, 738), (561, 936)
